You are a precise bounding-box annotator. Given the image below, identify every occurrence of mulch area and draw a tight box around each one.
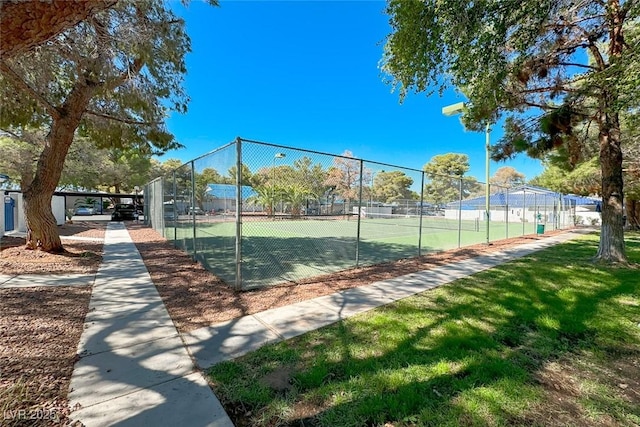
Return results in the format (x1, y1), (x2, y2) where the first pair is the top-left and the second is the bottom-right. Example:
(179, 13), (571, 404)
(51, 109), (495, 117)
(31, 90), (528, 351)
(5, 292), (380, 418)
(126, 223), (572, 333)
(0, 221), (104, 426)
(0, 286), (91, 426)
(0, 222), (105, 276)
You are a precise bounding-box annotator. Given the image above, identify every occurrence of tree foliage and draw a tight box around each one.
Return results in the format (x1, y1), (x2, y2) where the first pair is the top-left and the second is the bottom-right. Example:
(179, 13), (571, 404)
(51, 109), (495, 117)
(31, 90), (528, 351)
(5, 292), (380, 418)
(324, 150), (370, 213)
(383, 0), (639, 262)
(372, 170), (415, 203)
(0, 0), (194, 251)
(490, 166), (526, 189)
(422, 154), (481, 204)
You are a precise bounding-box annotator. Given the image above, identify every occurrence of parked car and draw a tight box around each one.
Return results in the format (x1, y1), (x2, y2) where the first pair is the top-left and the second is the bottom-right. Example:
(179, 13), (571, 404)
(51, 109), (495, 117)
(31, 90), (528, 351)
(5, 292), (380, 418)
(188, 207), (206, 215)
(111, 203), (136, 221)
(163, 204), (176, 222)
(74, 206), (94, 216)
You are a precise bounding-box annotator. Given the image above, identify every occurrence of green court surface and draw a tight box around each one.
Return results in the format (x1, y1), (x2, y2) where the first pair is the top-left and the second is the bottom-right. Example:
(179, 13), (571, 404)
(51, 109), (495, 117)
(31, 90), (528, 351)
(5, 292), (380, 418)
(164, 216), (549, 289)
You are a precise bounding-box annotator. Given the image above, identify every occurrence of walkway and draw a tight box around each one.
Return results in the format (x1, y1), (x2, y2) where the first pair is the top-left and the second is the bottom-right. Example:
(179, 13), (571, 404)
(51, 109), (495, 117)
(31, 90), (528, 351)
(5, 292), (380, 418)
(67, 223), (232, 426)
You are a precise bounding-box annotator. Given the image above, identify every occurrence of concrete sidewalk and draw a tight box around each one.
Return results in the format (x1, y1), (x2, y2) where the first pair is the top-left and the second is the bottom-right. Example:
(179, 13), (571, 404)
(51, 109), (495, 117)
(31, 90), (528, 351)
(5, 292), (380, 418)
(182, 229), (592, 369)
(68, 223), (232, 426)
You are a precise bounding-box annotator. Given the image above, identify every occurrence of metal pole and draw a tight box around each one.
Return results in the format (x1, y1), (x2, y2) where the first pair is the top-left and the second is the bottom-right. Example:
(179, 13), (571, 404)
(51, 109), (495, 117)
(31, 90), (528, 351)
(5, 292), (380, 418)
(534, 192), (538, 234)
(457, 176), (462, 248)
(355, 160), (364, 266)
(172, 171), (177, 245)
(234, 137), (243, 291)
(418, 171), (425, 255)
(485, 122), (491, 245)
(191, 161), (197, 260)
(505, 186), (509, 239)
(544, 193), (548, 232)
(522, 187), (526, 236)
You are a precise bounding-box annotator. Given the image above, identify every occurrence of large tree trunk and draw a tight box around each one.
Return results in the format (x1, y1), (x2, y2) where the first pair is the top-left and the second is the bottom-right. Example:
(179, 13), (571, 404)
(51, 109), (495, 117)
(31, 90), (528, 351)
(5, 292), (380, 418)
(595, 112), (626, 263)
(626, 199), (640, 230)
(23, 83), (94, 252)
(0, 0), (117, 58)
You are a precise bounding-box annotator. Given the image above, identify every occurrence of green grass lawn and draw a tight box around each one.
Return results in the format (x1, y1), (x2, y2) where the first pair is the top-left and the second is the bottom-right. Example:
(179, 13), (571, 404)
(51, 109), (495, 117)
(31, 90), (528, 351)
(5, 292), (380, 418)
(207, 232), (640, 426)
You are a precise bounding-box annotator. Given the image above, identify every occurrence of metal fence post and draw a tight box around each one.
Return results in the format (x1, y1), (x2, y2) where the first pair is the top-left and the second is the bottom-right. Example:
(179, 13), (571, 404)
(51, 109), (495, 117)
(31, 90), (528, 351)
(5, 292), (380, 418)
(505, 187), (509, 239)
(235, 137), (243, 291)
(534, 192), (538, 234)
(543, 193), (548, 231)
(457, 177), (463, 248)
(172, 171), (177, 246)
(418, 171), (425, 255)
(191, 161), (197, 260)
(355, 159), (364, 266)
(522, 187), (526, 236)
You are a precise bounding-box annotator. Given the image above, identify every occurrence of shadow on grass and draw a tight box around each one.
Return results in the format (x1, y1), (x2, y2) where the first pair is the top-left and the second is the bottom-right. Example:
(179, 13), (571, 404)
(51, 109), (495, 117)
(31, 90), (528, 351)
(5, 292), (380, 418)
(209, 235), (640, 426)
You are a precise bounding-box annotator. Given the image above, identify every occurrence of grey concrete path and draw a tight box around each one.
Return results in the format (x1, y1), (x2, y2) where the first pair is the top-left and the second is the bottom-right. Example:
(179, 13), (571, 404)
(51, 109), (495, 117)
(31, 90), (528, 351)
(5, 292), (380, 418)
(183, 229), (592, 370)
(68, 222), (232, 427)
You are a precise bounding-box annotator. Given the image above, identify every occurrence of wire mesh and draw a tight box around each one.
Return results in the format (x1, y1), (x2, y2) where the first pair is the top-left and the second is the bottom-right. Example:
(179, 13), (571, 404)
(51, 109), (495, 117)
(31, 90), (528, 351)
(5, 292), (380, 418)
(145, 138), (575, 290)
(239, 141), (360, 288)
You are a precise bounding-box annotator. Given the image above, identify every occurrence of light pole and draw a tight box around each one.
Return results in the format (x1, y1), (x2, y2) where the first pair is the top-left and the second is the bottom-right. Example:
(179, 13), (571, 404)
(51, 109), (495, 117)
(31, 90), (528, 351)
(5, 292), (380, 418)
(442, 102), (491, 245)
(273, 153), (286, 215)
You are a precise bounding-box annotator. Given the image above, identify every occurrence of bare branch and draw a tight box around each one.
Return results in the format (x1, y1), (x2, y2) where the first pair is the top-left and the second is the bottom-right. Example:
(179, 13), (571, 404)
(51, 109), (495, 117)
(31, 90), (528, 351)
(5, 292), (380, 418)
(556, 62), (598, 70)
(0, 59), (61, 120)
(85, 109), (162, 125)
(521, 85), (580, 95)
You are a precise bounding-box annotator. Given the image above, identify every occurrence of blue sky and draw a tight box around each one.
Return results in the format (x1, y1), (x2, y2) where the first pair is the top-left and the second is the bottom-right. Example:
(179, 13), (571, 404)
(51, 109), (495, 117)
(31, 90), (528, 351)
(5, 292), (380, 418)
(163, 0), (544, 182)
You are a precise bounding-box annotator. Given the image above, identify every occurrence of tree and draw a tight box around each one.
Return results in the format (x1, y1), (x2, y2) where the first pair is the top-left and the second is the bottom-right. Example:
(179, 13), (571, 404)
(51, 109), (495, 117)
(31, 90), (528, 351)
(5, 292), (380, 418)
(282, 184), (317, 218)
(324, 150), (370, 216)
(422, 154), (481, 205)
(490, 166), (526, 189)
(530, 159), (601, 195)
(382, 0), (639, 263)
(0, 1), (193, 252)
(372, 170), (415, 203)
(291, 156), (329, 198)
(247, 185), (279, 217)
(0, 0), (117, 58)
(228, 163), (257, 187)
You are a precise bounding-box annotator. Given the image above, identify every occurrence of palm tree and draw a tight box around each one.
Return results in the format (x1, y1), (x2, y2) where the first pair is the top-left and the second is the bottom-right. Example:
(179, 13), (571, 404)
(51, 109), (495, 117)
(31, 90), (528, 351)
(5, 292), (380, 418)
(247, 185), (280, 217)
(282, 184), (317, 218)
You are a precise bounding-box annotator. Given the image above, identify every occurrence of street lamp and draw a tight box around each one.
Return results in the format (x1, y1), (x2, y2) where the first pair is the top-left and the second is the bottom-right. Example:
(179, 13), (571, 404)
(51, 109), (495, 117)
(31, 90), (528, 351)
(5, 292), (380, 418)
(273, 153), (286, 215)
(442, 102), (491, 245)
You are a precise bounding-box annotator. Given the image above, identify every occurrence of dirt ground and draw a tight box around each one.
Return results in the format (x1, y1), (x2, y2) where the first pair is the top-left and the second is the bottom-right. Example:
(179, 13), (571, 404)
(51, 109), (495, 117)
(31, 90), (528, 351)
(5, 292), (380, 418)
(0, 220), (571, 426)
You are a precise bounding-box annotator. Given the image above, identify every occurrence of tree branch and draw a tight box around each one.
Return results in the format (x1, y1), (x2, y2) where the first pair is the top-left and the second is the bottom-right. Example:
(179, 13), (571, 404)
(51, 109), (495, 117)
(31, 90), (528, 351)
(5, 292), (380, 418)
(85, 109), (161, 125)
(0, 127), (21, 139)
(556, 62), (598, 70)
(521, 85), (579, 95)
(0, 59), (61, 120)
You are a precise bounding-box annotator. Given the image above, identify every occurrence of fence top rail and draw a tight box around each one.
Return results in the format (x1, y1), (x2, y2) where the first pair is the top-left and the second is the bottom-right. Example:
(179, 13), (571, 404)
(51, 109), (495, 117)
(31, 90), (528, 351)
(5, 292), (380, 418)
(239, 137), (428, 174)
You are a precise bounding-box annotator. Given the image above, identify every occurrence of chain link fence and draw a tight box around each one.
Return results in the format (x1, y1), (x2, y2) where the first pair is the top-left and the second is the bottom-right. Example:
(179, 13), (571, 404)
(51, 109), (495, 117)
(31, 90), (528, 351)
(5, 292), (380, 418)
(145, 138), (575, 290)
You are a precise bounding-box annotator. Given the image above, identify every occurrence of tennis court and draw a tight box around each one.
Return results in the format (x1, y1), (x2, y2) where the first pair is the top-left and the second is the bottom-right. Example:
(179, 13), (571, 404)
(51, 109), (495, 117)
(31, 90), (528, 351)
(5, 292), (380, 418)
(168, 214), (538, 288)
(147, 138), (571, 289)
